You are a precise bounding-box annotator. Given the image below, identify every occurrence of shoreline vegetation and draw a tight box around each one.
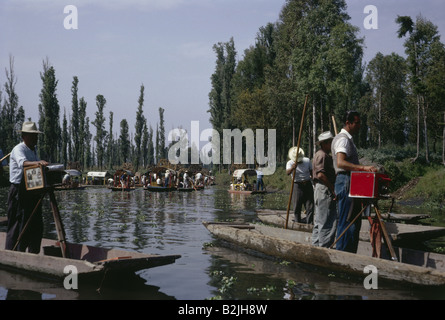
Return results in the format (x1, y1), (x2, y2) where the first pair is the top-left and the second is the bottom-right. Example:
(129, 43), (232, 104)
(215, 148), (445, 210)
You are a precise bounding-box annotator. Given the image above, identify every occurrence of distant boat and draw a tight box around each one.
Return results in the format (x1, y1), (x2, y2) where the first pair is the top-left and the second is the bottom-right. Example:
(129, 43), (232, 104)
(228, 169), (267, 195)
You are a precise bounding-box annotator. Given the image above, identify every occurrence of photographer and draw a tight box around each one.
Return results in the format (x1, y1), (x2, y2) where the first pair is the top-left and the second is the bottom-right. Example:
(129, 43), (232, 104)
(5, 121), (49, 253)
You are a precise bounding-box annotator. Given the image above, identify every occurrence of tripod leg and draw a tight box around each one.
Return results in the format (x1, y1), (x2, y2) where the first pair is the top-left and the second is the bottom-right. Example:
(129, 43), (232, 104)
(12, 192), (46, 252)
(374, 205), (398, 261)
(49, 189), (69, 258)
(330, 205), (368, 249)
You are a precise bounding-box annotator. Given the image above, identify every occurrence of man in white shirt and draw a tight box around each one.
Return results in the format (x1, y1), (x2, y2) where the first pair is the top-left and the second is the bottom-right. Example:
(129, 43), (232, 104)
(6, 121), (49, 253)
(331, 111), (377, 253)
(286, 147), (314, 224)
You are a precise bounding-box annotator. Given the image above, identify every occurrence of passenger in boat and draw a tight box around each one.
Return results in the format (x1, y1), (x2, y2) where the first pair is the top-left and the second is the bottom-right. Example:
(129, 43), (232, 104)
(332, 111), (377, 253)
(6, 121), (49, 253)
(286, 147), (314, 224)
(311, 132), (337, 248)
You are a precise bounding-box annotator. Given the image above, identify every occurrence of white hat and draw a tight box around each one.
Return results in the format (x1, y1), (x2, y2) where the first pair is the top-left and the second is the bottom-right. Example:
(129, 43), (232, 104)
(288, 147), (305, 163)
(19, 121), (43, 134)
(317, 131), (334, 144)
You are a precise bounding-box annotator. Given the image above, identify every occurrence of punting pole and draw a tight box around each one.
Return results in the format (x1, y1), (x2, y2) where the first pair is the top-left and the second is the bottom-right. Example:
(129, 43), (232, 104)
(285, 95), (309, 229)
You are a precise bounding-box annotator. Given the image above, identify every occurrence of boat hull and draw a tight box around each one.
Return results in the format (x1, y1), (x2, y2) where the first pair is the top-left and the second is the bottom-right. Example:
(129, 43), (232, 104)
(203, 222), (445, 287)
(0, 233), (180, 281)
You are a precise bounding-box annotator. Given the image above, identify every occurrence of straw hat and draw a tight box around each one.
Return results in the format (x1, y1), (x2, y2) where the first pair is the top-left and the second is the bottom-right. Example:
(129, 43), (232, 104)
(288, 147), (305, 163)
(316, 131), (334, 145)
(19, 121), (43, 134)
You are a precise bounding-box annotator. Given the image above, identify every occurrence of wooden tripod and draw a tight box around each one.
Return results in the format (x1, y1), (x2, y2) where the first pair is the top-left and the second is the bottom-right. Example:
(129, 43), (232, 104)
(329, 200), (398, 261)
(13, 186), (69, 258)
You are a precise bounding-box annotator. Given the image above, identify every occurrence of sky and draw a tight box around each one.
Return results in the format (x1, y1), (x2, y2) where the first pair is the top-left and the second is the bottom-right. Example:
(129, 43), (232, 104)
(1, 0), (445, 147)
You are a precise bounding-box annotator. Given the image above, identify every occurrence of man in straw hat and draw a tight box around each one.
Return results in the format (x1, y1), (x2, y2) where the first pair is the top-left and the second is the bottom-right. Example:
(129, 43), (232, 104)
(5, 121), (49, 253)
(286, 147), (314, 224)
(331, 111), (377, 253)
(311, 131), (337, 248)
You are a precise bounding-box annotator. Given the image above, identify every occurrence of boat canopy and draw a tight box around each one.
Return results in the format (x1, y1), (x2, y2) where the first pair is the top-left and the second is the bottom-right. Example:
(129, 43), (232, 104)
(65, 169), (82, 176)
(87, 171), (109, 178)
(232, 169), (257, 179)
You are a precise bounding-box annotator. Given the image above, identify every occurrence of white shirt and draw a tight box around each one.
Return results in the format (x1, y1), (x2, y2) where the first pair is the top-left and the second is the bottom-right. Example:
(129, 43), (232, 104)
(332, 128), (353, 155)
(286, 157), (312, 182)
(9, 142), (40, 184)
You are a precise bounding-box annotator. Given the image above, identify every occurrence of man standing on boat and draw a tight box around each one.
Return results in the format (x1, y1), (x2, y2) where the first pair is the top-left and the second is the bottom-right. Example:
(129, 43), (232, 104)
(5, 121), (49, 253)
(332, 111), (377, 253)
(286, 147), (314, 224)
(311, 131), (337, 248)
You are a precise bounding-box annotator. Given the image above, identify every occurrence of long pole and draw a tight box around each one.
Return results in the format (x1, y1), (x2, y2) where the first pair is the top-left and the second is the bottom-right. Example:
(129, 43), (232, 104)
(285, 95), (309, 229)
(0, 152), (11, 163)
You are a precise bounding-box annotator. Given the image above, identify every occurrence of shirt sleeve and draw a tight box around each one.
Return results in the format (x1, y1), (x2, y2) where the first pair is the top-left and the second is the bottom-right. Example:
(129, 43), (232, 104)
(333, 136), (348, 155)
(12, 145), (28, 170)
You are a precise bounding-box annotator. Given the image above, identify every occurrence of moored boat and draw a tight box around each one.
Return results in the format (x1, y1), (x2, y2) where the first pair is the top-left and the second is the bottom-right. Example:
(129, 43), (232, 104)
(0, 232), (180, 282)
(203, 221), (445, 287)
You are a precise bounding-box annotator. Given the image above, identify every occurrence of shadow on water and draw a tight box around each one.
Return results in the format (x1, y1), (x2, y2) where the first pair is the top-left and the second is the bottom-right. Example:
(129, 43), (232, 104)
(0, 185), (444, 300)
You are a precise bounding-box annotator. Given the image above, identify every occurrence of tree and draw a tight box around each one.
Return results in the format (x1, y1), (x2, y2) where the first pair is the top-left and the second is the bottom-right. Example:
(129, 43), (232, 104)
(397, 15), (444, 162)
(208, 38), (237, 134)
(71, 76), (80, 162)
(62, 109), (69, 165)
(365, 52), (408, 147)
(156, 107), (166, 162)
(119, 119), (130, 164)
(38, 58), (60, 163)
(134, 84), (145, 172)
(3, 55), (21, 153)
(78, 97), (87, 169)
(107, 111), (114, 169)
(92, 94), (107, 169)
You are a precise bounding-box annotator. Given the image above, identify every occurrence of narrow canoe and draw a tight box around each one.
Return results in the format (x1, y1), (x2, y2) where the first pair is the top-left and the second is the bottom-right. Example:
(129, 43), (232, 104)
(256, 210), (445, 245)
(228, 190), (267, 195)
(203, 221), (445, 287)
(108, 187), (136, 192)
(144, 186), (176, 192)
(0, 232), (180, 281)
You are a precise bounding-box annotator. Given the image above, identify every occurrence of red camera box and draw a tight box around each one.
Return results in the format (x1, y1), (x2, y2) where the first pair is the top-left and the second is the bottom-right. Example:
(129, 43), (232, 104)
(349, 172), (391, 199)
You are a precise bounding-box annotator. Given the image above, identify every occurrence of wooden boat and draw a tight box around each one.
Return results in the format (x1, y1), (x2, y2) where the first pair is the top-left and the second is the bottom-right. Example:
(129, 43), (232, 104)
(0, 232), (180, 281)
(203, 221), (445, 287)
(256, 209), (445, 245)
(144, 166), (177, 192)
(145, 185), (176, 192)
(228, 169), (267, 195)
(108, 186), (136, 192)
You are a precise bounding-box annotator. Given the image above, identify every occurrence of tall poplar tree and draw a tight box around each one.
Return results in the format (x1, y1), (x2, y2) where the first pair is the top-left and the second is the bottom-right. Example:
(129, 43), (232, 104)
(92, 94), (107, 169)
(134, 84), (145, 172)
(38, 59), (60, 163)
(71, 76), (80, 162)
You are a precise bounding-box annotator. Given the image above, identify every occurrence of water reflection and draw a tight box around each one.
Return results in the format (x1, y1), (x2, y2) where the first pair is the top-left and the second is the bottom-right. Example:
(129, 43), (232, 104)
(0, 185), (444, 300)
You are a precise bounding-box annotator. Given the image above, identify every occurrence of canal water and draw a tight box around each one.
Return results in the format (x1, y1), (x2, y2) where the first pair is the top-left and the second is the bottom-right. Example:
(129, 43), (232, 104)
(0, 185), (444, 300)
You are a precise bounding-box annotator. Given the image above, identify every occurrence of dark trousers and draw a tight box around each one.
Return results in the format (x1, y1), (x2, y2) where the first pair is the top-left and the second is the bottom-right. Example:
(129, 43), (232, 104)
(292, 181), (314, 224)
(6, 183), (43, 253)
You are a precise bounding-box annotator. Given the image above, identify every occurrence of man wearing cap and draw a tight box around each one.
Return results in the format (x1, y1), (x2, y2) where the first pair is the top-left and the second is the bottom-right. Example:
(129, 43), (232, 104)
(5, 121), (49, 253)
(332, 111), (377, 253)
(311, 131), (337, 247)
(286, 147), (314, 224)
